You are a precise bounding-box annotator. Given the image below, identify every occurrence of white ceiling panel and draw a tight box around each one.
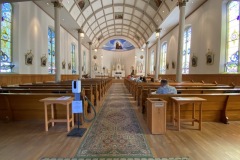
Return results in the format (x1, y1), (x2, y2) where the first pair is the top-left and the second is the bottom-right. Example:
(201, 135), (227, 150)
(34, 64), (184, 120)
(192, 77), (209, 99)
(146, 28), (152, 36)
(124, 7), (133, 14)
(146, 6), (156, 17)
(134, 10), (143, 18)
(107, 20), (114, 26)
(154, 14), (161, 25)
(77, 14), (85, 26)
(140, 21), (147, 30)
(135, 0), (146, 10)
(88, 16), (96, 26)
(109, 30), (114, 33)
(123, 26), (129, 29)
(106, 14), (113, 21)
(115, 20), (122, 24)
(102, 28), (108, 33)
(83, 6), (93, 19)
(132, 16), (140, 24)
(124, 14), (131, 20)
(100, 23), (107, 29)
(102, 0), (112, 6)
(114, 6), (123, 13)
(165, 0), (178, 11)
(93, 27), (100, 34)
(159, 5), (170, 20)
(109, 33), (114, 36)
(83, 23), (89, 33)
(125, 0), (135, 6)
(142, 15), (151, 26)
(108, 26), (114, 30)
(129, 28), (135, 32)
(96, 10), (104, 19)
(104, 7), (113, 14)
(122, 29), (128, 33)
(138, 27), (144, 34)
(114, 0), (124, 4)
(92, 1), (102, 11)
(131, 22), (138, 29)
(86, 28), (92, 37)
(62, 0), (74, 12)
(123, 20), (130, 25)
(70, 4), (80, 20)
(144, 33), (148, 40)
(91, 21), (98, 30)
(90, 33), (94, 40)
(98, 17), (105, 24)
(115, 25), (122, 28)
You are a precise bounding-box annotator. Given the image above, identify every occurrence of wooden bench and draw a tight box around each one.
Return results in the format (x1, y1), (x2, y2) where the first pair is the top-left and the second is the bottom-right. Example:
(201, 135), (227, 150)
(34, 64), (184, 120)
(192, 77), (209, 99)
(146, 93), (240, 124)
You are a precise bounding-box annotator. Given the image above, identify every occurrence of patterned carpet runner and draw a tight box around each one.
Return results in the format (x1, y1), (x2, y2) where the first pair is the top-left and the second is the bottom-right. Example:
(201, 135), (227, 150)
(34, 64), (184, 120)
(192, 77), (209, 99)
(75, 83), (152, 158)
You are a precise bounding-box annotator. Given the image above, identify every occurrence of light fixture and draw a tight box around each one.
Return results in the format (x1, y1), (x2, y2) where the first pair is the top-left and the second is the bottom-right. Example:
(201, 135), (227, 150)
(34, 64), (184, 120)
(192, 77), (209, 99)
(141, 48), (144, 52)
(94, 48), (97, 52)
(155, 29), (161, 38)
(78, 29), (84, 39)
(80, 32), (84, 39)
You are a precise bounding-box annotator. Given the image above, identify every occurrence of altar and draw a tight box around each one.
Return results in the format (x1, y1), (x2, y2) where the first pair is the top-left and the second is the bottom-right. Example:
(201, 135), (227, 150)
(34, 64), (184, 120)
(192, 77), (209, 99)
(111, 61), (125, 79)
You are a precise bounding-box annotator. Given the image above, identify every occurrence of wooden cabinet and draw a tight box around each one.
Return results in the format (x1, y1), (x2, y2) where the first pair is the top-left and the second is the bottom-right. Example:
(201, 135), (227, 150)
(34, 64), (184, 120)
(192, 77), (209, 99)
(147, 98), (167, 134)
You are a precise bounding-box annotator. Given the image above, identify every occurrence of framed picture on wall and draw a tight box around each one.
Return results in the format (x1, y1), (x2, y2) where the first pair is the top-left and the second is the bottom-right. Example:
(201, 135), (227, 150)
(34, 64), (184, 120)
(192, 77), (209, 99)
(206, 49), (214, 65)
(191, 56), (198, 67)
(40, 55), (47, 67)
(25, 50), (33, 65)
(62, 60), (66, 69)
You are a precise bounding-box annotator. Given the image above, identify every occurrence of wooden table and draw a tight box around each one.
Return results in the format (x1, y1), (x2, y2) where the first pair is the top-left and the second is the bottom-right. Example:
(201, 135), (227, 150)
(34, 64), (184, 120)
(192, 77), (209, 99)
(171, 97), (206, 131)
(40, 96), (74, 132)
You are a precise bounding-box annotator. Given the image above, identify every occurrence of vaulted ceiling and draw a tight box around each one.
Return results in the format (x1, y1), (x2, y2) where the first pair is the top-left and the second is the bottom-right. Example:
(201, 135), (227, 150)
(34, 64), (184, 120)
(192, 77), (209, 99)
(14, 0), (206, 49)
(61, 0), (177, 48)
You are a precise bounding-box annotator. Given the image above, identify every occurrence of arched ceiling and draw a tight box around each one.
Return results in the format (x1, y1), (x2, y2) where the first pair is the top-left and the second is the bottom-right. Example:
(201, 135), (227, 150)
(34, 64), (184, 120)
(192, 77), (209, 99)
(62, 0), (178, 48)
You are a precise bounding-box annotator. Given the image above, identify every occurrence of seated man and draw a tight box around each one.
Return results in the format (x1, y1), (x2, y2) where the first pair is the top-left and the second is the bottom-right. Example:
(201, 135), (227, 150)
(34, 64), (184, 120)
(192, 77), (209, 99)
(156, 79), (177, 94)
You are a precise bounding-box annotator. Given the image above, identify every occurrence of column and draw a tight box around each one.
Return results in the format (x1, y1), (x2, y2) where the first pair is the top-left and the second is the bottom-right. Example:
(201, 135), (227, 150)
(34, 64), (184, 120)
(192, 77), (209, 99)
(0, 4), (2, 70)
(53, 1), (62, 82)
(89, 42), (92, 78)
(145, 41), (149, 77)
(78, 29), (84, 79)
(154, 28), (161, 81)
(176, 0), (187, 82)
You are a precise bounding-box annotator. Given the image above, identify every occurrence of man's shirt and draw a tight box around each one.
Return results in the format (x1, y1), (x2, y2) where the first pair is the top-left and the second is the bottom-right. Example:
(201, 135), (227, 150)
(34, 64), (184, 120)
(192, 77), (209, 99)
(156, 85), (177, 94)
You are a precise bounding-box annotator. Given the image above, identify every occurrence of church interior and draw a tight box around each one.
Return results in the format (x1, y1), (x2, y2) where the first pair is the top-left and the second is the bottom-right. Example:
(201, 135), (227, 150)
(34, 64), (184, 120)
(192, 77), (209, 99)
(1, 0), (240, 160)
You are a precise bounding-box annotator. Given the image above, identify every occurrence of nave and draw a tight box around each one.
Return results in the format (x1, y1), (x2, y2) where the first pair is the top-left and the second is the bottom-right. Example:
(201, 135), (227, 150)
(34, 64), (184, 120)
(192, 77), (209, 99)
(0, 82), (240, 160)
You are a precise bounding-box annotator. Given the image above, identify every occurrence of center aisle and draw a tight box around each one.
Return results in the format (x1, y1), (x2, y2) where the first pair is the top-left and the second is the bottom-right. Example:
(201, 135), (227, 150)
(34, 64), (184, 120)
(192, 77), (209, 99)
(76, 83), (153, 158)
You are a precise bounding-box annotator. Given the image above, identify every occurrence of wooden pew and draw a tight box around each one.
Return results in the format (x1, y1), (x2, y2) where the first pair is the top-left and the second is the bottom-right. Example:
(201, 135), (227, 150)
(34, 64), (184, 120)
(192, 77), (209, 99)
(146, 93), (240, 124)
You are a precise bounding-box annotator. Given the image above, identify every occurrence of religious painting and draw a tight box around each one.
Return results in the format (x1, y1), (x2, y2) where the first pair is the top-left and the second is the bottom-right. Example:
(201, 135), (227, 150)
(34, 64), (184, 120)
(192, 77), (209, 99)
(68, 62), (71, 70)
(206, 49), (214, 65)
(102, 39), (135, 51)
(140, 55), (144, 59)
(93, 55), (97, 59)
(25, 50), (33, 65)
(62, 60), (66, 69)
(191, 56), (198, 67)
(172, 61), (175, 69)
(40, 55), (47, 67)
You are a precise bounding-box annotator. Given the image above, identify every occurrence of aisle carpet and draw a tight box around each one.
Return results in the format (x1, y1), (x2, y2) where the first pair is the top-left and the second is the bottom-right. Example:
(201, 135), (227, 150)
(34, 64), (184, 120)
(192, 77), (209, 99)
(75, 83), (152, 158)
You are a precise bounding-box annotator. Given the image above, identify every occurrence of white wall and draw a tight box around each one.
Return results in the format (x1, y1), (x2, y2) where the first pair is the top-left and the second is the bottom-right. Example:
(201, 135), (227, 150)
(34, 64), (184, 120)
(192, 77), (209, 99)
(12, 2), (89, 75)
(149, 0), (224, 74)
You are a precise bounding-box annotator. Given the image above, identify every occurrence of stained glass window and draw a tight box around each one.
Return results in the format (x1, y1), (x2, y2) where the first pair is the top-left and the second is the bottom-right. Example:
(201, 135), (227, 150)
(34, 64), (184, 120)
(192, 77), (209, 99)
(182, 27), (191, 74)
(48, 28), (55, 74)
(71, 43), (76, 74)
(160, 42), (167, 74)
(0, 3), (13, 73)
(150, 51), (154, 74)
(225, 1), (239, 73)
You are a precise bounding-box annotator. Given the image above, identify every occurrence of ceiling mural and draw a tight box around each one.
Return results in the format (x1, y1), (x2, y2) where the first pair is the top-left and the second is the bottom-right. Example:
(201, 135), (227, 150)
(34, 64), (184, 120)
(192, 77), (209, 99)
(102, 39), (135, 51)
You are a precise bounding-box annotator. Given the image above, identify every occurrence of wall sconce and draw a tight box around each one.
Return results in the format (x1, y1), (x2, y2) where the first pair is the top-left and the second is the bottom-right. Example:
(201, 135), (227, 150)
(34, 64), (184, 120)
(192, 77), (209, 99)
(94, 48), (97, 52)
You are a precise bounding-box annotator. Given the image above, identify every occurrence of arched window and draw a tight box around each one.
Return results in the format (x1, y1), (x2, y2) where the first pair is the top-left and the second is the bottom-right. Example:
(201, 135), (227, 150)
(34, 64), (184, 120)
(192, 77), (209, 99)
(0, 3), (12, 73)
(160, 42), (167, 74)
(225, 1), (239, 73)
(182, 27), (191, 74)
(71, 43), (76, 74)
(150, 51), (155, 74)
(48, 28), (55, 74)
